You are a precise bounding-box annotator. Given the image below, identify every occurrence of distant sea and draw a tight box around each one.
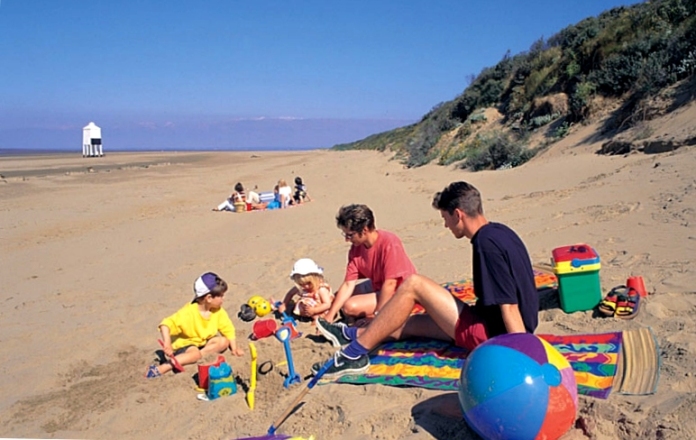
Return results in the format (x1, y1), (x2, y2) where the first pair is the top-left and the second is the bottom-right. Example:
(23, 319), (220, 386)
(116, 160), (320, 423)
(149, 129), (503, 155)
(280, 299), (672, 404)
(0, 145), (326, 156)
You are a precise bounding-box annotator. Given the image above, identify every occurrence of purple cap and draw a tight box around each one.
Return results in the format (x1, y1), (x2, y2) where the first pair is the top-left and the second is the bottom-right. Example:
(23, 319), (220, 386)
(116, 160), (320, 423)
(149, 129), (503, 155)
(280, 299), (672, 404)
(192, 272), (218, 302)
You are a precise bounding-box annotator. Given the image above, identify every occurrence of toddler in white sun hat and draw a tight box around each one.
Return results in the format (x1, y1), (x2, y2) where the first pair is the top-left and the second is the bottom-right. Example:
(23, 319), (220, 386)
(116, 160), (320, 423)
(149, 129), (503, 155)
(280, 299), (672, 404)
(276, 258), (334, 323)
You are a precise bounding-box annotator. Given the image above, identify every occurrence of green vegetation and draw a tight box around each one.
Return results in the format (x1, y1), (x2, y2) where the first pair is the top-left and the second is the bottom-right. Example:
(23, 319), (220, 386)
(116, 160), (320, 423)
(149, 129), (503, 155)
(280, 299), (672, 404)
(553, 121), (571, 139)
(332, 0), (696, 169)
(333, 124), (418, 153)
(463, 132), (537, 171)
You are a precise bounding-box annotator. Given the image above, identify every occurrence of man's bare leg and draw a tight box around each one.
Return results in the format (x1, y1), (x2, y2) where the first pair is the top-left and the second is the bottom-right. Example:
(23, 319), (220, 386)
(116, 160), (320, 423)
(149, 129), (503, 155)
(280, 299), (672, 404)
(342, 292), (377, 322)
(312, 274), (463, 377)
(341, 280), (377, 322)
(356, 274), (463, 349)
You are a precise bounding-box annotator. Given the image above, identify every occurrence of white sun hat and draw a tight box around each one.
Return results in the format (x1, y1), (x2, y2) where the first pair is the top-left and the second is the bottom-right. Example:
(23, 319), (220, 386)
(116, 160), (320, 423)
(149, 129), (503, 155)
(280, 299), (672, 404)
(289, 258), (323, 277)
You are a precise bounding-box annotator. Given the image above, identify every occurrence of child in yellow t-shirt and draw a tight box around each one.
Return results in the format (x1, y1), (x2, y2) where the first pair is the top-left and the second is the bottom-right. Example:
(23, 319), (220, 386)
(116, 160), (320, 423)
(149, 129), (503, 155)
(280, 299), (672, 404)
(145, 272), (243, 378)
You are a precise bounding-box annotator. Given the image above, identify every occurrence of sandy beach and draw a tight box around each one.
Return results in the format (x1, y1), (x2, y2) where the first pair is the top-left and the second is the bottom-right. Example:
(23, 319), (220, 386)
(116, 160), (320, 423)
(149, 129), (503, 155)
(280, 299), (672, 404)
(1, 109), (696, 439)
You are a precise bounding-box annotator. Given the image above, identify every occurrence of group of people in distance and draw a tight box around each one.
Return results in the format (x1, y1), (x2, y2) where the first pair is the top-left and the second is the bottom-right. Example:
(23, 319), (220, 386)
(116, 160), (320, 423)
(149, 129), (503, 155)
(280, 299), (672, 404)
(147, 180), (539, 381)
(213, 176), (311, 212)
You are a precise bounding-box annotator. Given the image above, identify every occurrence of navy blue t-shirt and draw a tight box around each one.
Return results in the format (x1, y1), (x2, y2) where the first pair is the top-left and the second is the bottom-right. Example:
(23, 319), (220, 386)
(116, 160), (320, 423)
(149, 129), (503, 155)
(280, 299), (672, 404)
(470, 222), (538, 336)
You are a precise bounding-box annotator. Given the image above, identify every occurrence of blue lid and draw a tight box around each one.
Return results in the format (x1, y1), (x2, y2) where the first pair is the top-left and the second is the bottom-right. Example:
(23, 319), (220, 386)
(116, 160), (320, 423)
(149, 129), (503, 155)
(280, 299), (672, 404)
(570, 255), (600, 267)
(209, 362), (231, 380)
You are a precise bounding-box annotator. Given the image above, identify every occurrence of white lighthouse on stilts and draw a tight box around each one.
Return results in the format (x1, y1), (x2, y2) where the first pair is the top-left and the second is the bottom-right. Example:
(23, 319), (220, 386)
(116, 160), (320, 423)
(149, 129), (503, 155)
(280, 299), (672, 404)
(82, 122), (103, 157)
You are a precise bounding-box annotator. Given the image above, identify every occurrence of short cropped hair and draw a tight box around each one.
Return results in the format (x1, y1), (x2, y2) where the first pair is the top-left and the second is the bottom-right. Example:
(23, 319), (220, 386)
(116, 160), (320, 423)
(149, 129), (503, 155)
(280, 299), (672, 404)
(432, 181), (483, 217)
(209, 276), (228, 297)
(336, 204), (376, 233)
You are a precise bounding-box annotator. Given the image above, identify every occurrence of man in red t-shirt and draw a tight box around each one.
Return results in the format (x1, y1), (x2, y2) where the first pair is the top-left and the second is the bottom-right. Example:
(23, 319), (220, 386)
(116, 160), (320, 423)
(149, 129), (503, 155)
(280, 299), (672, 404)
(324, 204), (416, 323)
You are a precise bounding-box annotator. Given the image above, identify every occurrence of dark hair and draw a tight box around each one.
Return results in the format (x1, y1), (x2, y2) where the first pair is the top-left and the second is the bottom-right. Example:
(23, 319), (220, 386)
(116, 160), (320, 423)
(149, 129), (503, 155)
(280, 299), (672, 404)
(209, 275), (228, 297)
(336, 204), (375, 233)
(234, 182), (244, 192)
(294, 176), (303, 185)
(432, 181), (483, 217)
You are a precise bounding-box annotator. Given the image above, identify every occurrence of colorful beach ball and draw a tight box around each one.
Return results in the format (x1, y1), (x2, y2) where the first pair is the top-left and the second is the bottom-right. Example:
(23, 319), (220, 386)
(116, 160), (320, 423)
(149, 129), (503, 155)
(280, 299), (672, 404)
(458, 333), (578, 440)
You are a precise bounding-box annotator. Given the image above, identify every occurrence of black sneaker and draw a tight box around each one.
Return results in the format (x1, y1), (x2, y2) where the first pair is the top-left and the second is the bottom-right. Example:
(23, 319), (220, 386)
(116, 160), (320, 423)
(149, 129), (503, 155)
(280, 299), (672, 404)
(311, 350), (369, 379)
(316, 318), (351, 347)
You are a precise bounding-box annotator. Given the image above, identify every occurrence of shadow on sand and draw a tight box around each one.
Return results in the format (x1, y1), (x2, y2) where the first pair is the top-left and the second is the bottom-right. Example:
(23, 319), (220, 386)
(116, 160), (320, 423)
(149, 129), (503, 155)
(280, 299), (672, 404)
(411, 393), (477, 440)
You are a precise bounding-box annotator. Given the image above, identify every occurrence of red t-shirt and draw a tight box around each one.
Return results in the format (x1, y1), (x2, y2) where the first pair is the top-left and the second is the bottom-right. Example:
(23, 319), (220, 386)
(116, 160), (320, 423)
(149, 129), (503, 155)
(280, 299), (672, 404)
(344, 229), (416, 292)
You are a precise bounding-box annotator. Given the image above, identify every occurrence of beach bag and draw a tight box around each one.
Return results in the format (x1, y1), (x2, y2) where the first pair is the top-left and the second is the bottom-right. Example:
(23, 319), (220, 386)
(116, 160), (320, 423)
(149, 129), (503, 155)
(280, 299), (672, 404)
(267, 200), (281, 210)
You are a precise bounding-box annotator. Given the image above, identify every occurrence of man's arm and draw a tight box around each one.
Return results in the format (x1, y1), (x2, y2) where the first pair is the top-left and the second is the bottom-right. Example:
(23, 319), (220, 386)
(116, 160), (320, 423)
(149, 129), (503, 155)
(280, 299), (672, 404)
(324, 279), (357, 322)
(500, 303), (526, 333)
(374, 278), (398, 314)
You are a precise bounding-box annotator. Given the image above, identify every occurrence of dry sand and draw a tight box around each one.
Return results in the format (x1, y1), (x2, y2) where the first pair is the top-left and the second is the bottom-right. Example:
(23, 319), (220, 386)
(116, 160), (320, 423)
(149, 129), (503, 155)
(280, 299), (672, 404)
(1, 106), (695, 439)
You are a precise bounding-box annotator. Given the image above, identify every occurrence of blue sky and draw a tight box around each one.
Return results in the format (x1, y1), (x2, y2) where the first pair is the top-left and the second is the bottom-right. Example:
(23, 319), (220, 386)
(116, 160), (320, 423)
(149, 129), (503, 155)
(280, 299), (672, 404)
(0, 0), (641, 151)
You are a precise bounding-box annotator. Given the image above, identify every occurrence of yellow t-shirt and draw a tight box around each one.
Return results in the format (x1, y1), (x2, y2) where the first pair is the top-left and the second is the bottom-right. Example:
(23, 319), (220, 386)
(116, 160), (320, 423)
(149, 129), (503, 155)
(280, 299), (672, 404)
(160, 303), (235, 350)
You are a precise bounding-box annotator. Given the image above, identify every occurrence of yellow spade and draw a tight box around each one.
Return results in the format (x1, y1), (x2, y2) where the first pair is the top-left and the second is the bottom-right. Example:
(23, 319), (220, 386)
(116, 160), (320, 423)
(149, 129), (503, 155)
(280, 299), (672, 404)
(247, 342), (257, 410)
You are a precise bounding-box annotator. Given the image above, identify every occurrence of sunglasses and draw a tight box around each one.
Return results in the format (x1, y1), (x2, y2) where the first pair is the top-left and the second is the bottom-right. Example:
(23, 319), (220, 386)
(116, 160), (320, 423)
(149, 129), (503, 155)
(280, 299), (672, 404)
(342, 231), (358, 239)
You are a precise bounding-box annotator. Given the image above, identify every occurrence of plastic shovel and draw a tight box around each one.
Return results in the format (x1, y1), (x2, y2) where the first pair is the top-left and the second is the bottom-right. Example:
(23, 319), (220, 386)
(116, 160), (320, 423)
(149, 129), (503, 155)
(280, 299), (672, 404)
(266, 357), (335, 435)
(158, 339), (185, 373)
(247, 342), (257, 410)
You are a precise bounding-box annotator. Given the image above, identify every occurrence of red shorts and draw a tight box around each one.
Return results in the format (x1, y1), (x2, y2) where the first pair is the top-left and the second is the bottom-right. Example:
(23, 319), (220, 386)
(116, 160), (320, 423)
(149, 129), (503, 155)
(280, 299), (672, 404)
(454, 306), (490, 351)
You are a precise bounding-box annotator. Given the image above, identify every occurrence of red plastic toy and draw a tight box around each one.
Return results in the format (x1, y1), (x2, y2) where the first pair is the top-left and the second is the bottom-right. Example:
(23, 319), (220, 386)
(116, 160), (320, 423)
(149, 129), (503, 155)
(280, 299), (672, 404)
(252, 319), (279, 340)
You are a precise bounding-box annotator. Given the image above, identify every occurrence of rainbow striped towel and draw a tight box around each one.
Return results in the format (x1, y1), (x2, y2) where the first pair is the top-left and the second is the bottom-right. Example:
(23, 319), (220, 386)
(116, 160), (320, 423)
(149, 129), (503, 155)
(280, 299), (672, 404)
(325, 332), (622, 399)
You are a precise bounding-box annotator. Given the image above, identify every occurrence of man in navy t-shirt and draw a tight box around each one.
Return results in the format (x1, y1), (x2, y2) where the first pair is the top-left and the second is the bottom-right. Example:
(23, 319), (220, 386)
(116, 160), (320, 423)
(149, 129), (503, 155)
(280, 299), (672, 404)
(472, 222), (538, 337)
(313, 181), (539, 378)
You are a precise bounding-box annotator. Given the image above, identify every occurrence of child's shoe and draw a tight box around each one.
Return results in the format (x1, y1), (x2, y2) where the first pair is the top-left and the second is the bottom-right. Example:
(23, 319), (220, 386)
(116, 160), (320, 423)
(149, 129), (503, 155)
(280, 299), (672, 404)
(145, 364), (162, 379)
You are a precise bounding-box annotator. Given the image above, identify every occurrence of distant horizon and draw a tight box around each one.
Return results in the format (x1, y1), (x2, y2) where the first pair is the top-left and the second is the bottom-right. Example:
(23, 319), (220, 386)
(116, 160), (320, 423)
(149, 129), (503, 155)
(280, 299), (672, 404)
(0, 144), (327, 156)
(0, 115), (415, 152)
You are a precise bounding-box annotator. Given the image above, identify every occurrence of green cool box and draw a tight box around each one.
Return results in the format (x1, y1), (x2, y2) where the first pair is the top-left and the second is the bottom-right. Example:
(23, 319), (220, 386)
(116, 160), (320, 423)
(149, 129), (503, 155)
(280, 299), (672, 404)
(552, 244), (602, 313)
